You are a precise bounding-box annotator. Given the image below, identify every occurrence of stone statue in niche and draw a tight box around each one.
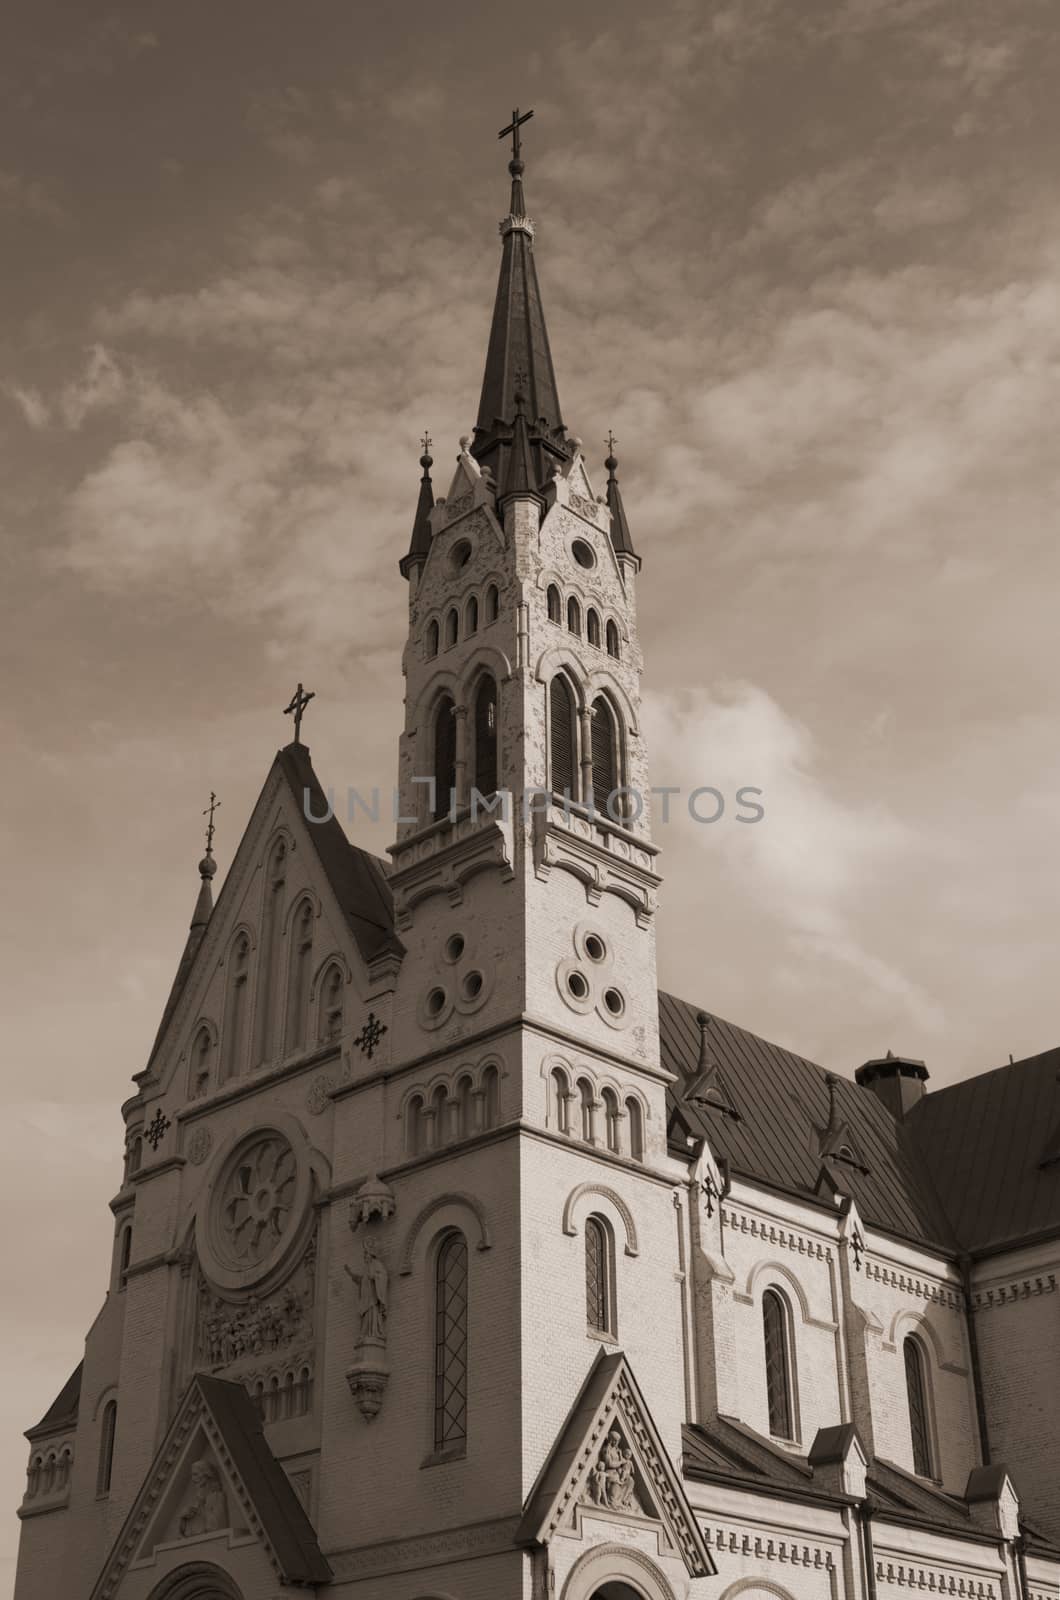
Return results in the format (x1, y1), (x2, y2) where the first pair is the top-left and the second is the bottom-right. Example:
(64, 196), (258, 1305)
(583, 1427), (639, 1514)
(178, 1459), (228, 1538)
(344, 1237), (388, 1344)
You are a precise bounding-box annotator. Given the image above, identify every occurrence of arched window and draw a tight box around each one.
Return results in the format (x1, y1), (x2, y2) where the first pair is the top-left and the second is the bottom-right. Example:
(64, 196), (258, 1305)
(434, 1232), (469, 1454)
(284, 899), (314, 1054)
(567, 596), (581, 635)
(118, 1225), (132, 1290)
(188, 1025), (212, 1100)
(456, 1075), (474, 1139)
(57, 1448), (72, 1491)
(577, 1077), (595, 1142)
(606, 618), (621, 658)
(27, 1456), (41, 1498)
(482, 1063), (500, 1127)
(318, 963), (344, 1043)
(585, 1215), (615, 1337)
(97, 1400), (117, 1496)
(904, 1335), (933, 1477)
(255, 838), (287, 1065)
(406, 1094), (424, 1156)
(444, 607), (459, 649)
(128, 1136), (142, 1176)
(430, 1084), (448, 1147)
(465, 594), (479, 635)
(426, 619), (439, 658)
(550, 1067), (569, 1133)
(42, 1453), (55, 1494)
(485, 584), (499, 623)
(587, 608), (601, 647)
(602, 1088), (620, 1153)
(473, 676), (498, 797)
(549, 675), (578, 800)
(591, 696), (619, 816)
(547, 584), (562, 623)
(433, 696), (456, 821)
(763, 1288), (795, 1440)
(221, 934), (250, 1082)
(625, 1096), (644, 1161)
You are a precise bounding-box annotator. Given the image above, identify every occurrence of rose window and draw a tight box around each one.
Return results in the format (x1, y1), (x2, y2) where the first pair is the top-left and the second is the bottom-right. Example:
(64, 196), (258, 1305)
(218, 1135), (297, 1267)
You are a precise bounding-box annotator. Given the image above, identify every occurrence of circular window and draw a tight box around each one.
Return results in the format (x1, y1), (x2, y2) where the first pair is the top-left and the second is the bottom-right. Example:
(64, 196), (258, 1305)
(462, 971), (484, 1000)
(196, 1123), (314, 1293)
(584, 934), (607, 963)
(567, 971), (590, 1000)
(451, 538), (472, 570)
(426, 987), (447, 1017)
(444, 934), (465, 964)
(603, 987), (625, 1017)
(571, 539), (596, 570)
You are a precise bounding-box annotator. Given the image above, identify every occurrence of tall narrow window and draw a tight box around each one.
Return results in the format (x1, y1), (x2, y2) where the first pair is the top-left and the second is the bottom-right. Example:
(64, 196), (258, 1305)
(465, 594), (479, 635)
(118, 1225), (132, 1289)
(550, 1067), (569, 1132)
(904, 1336), (933, 1477)
(434, 1232), (469, 1454)
(255, 840), (287, 1066)
(406, 1095), (424, 1156)
(222, 934), (250, 1082)
(473, 676), (498, 797)
(97, 1401), (117, 1496)
(547, 584), (562, 623)
(625, 1096), (644, 1160)
(585, 1215), (615, 1336)
(591, 697), (619, 815)
(444, 608), (459, 649)
(456, 1075), (474, 1138)
(549, 675), (577, 799)
(577, 1078), (595, 1142)
(318, 963), (344, 1042)
(426, 619), (439, 658)
(606, 619), (621, 658)
(482, 1064), (500, 1127)
(602, 1089), (620, 1153)
(433, 696), (456, 821)
(763, 1289), (795, 1440)
(189, 1025), (212, 1100)
(587, 608), (601, 647)
(485, 584), (499, 623)
(567, 596), (581, 635)
(284, 900), (314, 1054)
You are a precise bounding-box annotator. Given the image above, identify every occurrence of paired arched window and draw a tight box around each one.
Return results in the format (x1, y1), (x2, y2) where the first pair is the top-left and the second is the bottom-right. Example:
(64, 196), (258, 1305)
(585, 1214), (616, 1337)
(762, 1288), (795, 1441)
(904, 1335), (933, 1477)
(444, 608), (459, 649)
(465, 594), (478, 635)
(591, 696), (619, 815)
(97, 1400), (117, 1496)
(425, 619), (439, 658)
(549, 675), (578, 799)
(221, 933), (250, 1082)
(318, 963), (344, 1043)
(473, 676), (498, 797)
(434, 1232), (469, 1454)
(625, 1096), (644, 1161)
(606, 619), (621, 658)
(547, 584), (562, 623)
(587, 608), (601, 647)
(284, 899), (314, 1054)
(567, 596), (581, 635)
(433, 696), (456, 821)
(485, 584), (499, 623)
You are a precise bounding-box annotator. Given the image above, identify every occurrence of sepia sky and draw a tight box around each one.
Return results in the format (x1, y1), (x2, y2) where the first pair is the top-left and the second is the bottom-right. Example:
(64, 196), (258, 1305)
(2, 0), (1060, 1583)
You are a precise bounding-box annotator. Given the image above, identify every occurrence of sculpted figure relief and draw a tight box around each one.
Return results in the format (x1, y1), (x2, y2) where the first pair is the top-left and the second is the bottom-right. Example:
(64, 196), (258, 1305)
(344, 1238), (389, 1345)
(583, 1427), (638, 1514)
(178, 1459), (228, 1538)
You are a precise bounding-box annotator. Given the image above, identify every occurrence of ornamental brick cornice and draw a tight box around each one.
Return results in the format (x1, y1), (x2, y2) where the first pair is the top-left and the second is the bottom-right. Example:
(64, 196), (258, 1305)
(704, 1524), (838, 1571)
(863, 1259), (964, 1312)
(875, 1559), (1000, 1598)
(970, 1272), (1056, 1312)
(722, 1207), (834, 1263)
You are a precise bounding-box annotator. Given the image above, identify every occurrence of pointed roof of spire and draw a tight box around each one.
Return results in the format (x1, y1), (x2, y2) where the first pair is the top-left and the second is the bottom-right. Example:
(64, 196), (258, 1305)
(145, 839), (217, 1068)
(605, 436), (637, 561)
(399, 438), (435, 579)
(471, 120), (568, 490)
(499, 381), (542, 506)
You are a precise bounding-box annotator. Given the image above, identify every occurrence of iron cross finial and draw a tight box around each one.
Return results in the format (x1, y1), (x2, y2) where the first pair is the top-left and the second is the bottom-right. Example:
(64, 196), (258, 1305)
(420, 431), (432, 455)
(202, 791), (220, 856)
(284, 682), (315, 745)
(606, 430), (617, 457)
(499, 106), (534, 162)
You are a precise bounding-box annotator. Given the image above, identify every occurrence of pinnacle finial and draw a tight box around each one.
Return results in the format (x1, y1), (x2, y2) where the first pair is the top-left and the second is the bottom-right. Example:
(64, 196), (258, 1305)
(419, 432), (433, 473)
(605, 430), (618, 475)
(199, 792), (220, 879)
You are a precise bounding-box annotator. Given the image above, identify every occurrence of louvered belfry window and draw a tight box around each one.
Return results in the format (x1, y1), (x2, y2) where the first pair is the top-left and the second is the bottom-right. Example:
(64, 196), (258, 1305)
(763, 1289), (794, 1440)
(433, 696), (456, 821)
(474, 677), (498, 797)
(904, 1337), (932, 1476)
(585, 1215), (611, 1335)
(591, 696), (618, 815)
(434, 1232), (469, 1452)
(550, 676), (577, 799)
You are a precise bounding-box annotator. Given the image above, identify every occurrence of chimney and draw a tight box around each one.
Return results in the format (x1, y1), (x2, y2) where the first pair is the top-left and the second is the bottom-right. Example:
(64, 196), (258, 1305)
(855, 1050), (929, 1120)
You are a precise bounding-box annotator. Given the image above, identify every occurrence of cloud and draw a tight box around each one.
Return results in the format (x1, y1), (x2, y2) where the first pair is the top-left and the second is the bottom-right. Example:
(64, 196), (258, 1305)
(5, 384), (50, 428)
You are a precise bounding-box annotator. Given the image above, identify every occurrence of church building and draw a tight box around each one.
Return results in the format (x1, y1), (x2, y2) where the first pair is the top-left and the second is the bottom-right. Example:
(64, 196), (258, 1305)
(13, 120), (1060, 1600)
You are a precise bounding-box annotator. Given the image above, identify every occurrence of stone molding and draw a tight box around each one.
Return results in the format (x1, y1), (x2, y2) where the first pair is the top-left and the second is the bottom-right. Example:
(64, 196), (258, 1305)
(704, 1525), (837, 1571)
(865, 1259), (963, 1312)
(560, 1542), (679, 1600)
(389, 811), (515, 929)
(970, 1272), (1056, 1312)
(875, 1560), (1000, 1598)
(398, 1190), (492, 1274)
(722, 1208), (834, 1263)
(562, 1183), (640, 1256)
(532, 803), (660, 927)
(327, 1513), (522, 1579)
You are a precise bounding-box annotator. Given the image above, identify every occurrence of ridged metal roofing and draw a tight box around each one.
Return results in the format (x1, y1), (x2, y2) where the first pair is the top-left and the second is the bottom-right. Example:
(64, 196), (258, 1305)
(904, 1046), (1060, 1254)
(659, 991), (956, 1251)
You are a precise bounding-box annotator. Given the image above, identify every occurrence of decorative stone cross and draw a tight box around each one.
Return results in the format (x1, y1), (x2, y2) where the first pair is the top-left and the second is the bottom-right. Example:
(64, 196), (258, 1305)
(283, 682), (315, 745)
(499, 106), (534, 161)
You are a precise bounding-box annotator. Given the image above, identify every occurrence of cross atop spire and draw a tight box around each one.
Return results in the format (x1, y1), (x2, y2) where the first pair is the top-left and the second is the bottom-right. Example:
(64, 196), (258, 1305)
(202, 791), (220, 861)
(284, 682), (315, 746)
(499, 106), (533, 163)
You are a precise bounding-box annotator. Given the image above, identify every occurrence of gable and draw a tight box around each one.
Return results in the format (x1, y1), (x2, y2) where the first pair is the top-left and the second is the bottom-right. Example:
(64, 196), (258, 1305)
(517, 1350), (714, 1580)
(90, 1374), (330, 1599)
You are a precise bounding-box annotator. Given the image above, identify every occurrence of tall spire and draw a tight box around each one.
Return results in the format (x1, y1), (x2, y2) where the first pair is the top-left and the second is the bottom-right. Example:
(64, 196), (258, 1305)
(604, 433), (637, 563)
(143, 807), (219, 1073)
(400, 436), (435, 579)
(471, 110), (567, 490)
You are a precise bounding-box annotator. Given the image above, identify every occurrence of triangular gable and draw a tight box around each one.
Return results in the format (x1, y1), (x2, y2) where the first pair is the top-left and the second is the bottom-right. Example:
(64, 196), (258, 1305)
(517, 1350), (714, 1579)
(90, 1374), (330, 1599)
